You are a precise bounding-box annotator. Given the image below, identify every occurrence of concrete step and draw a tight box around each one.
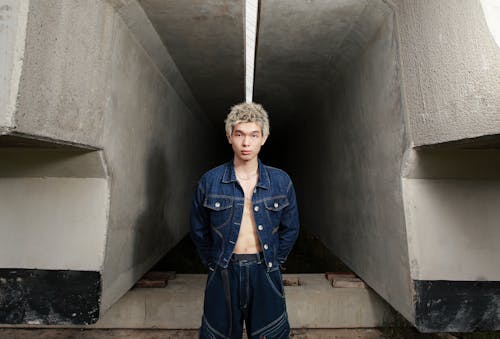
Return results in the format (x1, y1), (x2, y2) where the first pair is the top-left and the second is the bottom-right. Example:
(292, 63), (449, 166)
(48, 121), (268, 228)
(2, 274), (394, 330)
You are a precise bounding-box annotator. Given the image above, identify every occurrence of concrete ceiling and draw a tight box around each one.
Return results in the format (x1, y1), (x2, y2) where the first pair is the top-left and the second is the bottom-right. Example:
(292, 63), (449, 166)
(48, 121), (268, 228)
(255, 0), (367, 127)
(139, 0), (387, 127)
(139, 0), (245, 124)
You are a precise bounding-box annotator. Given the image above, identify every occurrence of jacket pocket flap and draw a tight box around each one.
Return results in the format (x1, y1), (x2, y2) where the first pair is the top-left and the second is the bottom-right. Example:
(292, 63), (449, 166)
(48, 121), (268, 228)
(264, 197), (289, 211)
(203, 196), (233, 211)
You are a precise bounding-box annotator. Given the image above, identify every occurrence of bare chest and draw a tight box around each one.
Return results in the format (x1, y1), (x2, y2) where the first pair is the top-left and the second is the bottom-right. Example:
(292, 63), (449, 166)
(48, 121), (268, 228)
(238, 177), (258, 199)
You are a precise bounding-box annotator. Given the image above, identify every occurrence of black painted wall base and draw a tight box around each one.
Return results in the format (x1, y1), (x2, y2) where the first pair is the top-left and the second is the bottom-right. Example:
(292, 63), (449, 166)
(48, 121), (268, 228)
(0, 268), (101, 325)
(414, 280), (500, 332)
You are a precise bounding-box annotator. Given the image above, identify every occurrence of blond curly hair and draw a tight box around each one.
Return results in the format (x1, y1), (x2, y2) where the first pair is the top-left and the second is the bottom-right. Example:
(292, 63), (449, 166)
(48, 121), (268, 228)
(225, 102), (270, 137)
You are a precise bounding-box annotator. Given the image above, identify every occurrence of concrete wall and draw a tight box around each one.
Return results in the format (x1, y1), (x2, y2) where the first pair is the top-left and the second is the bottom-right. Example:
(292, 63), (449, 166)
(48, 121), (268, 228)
(393, 0), (500, 331)
(0, 0), (215, 324)
(394, 0), (500, 147)
(292, 2), (414, 321)
(0, 0), (28, 130)
(291, 0), (500, 331)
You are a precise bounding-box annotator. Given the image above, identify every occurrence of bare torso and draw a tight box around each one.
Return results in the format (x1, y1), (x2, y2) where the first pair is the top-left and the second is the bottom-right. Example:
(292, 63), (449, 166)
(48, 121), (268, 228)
(233, 173), (262, 254)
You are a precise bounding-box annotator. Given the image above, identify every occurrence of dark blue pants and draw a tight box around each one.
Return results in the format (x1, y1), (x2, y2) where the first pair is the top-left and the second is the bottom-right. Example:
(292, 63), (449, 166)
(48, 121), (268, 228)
(199, 252), (290, 339)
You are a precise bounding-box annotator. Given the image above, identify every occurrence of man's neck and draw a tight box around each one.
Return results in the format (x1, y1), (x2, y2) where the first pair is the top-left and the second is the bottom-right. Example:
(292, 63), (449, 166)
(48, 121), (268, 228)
(233, 157), (259, 176)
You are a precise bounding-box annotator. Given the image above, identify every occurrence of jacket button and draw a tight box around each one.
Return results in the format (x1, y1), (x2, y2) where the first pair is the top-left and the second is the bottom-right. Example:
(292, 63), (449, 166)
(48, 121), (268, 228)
(274, 202), (279, 208)
(215, 202), (221, 208)
(258, 225), (263, 231)
(254, 206), (259, 212)
(268, 262), (273, 268)
(263, 244), (269, 250)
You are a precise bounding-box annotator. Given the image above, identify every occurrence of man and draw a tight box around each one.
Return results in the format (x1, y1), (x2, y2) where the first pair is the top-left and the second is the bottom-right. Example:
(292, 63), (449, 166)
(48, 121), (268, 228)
(190, 102), (300, 339)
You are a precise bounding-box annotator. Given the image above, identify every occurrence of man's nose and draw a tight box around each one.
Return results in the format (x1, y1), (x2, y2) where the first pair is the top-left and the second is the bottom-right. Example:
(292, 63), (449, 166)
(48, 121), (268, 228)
(243, 136), (250, 145)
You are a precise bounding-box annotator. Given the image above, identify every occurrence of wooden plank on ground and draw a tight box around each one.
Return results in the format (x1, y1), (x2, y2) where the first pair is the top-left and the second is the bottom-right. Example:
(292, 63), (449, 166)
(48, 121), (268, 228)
(331, 277), (367, 288)
(134, 271), (176, 288)
(325, 271), (356, 282)
(283, 277), (301, 286)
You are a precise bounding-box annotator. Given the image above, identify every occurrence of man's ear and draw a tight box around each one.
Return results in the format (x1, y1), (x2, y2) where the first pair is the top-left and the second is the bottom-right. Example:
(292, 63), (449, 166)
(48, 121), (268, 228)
(226, 133), (232, 144)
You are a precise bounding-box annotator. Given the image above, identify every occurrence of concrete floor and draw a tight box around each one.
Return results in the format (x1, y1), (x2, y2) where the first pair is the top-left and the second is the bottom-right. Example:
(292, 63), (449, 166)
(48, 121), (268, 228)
(92, 274), (393, 329)
(0, 328), (440, 338)
(0, 274), (455, 338)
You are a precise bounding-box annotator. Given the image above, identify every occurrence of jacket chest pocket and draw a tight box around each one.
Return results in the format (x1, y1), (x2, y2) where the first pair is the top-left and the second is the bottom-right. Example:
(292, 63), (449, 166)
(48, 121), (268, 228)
(264, 196), (289, 225)
(203, 196), (233, 228)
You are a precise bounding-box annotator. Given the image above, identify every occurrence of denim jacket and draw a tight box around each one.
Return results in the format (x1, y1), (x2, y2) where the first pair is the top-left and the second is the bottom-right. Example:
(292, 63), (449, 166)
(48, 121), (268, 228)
(190, 158), (300, 272)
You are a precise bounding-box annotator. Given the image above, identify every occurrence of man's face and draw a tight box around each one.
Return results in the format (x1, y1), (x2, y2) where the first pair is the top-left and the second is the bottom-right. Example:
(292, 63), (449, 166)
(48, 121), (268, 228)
(227, 122), (268, 162)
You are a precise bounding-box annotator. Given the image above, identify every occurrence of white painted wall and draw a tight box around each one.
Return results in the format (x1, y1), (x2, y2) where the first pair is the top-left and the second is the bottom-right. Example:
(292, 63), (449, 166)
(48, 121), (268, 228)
(402, 150), (500, 281)
(0, 177), (108, 271)
(0, 149), (109, 271)
(403, 179), (500, 281)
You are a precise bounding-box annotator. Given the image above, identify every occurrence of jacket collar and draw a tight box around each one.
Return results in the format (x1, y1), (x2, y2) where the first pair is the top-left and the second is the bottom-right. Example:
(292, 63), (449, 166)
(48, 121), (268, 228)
(222, 158), (270, 189)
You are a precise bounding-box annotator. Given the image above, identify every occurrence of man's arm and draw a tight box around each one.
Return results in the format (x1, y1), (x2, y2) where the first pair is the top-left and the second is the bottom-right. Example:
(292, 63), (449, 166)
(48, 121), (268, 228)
(189, 179), (213, 268)
(277, 179), (300, 268)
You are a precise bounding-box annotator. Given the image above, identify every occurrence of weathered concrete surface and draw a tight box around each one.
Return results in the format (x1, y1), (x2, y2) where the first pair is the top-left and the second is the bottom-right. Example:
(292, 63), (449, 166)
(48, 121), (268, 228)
(106, 0), (207, 124)
(250, 0), (500, 331)
(267, 1), (414, 322)
(138, 0), (245, 123)
(255, 0), (367, 126)
(394, 0), (500, 146)
(0, 0), (28, 129)
(1, 0), (215, 323)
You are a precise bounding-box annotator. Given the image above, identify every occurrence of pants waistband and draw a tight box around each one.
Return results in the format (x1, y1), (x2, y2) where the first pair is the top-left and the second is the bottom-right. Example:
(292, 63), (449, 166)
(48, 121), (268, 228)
(230, 252), (263, 263)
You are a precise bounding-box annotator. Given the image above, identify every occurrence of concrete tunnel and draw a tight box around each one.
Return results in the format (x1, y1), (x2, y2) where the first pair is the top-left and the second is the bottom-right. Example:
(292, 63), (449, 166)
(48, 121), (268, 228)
(1, 0), (500, 333)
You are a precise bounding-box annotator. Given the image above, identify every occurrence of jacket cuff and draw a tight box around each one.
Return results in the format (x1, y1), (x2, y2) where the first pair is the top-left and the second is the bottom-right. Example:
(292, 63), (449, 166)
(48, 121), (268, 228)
(278, 258), (287, 272)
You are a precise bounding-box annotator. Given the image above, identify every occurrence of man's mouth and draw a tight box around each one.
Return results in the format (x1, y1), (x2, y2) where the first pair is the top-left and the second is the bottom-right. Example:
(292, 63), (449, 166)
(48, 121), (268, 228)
(242, 150), (251, 155)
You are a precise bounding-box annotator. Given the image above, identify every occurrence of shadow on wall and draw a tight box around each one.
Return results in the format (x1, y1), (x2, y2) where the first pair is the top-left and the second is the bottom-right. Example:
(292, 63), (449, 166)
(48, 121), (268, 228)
(133, 145), (177, 272)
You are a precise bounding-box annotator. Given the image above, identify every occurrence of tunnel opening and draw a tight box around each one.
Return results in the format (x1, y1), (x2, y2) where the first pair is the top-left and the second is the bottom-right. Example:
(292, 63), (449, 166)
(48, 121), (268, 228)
(148, 0), (398, 278)
(135, 0), (403, 330)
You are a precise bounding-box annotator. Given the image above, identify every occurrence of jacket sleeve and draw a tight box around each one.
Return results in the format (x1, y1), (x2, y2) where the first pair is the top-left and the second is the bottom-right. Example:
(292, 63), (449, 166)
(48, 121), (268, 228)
(189, 178), (213, 267)
(277, 178), (300, 267)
